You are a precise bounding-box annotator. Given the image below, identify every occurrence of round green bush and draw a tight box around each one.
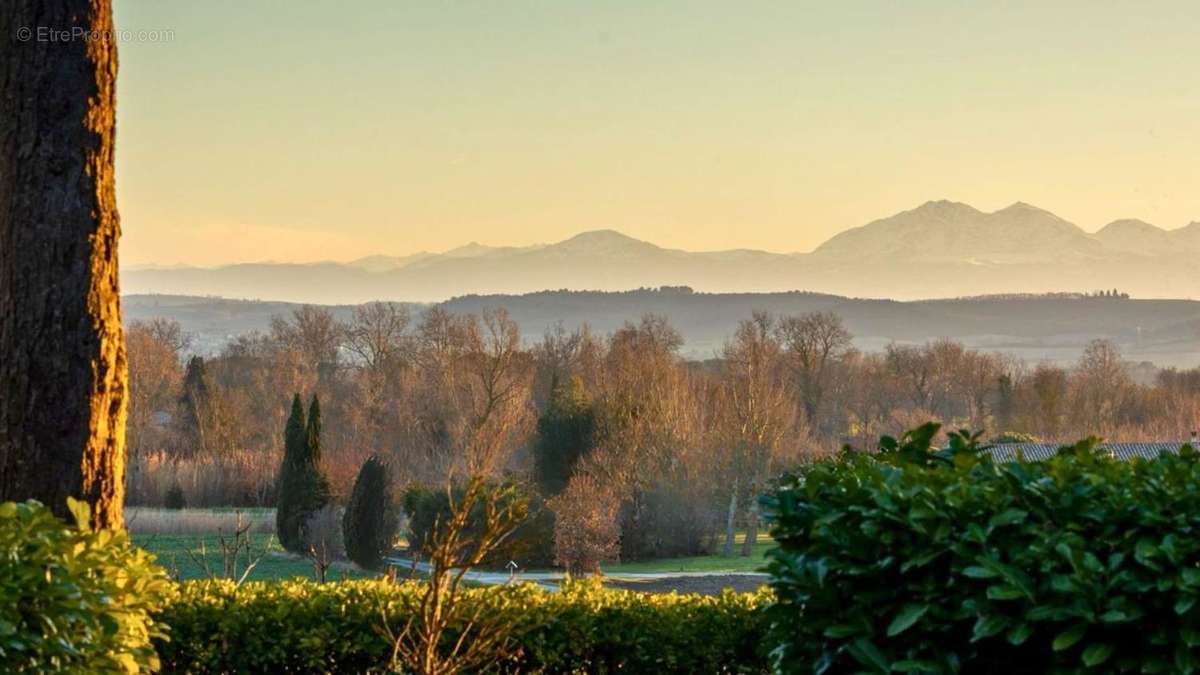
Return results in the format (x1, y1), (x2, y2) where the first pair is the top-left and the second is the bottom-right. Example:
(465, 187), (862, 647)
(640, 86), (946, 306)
(0, 499), (171, 673)
(402, 481), (555, 568)
(164, 483), (187, 510)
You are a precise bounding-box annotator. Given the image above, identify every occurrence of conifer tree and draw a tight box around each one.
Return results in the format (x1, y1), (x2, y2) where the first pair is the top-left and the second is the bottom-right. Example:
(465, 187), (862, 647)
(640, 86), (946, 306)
(275, 394), (307, 551)
(303, 394), (332, 523)
(533, 375), (596, 495)
(176, 356), (214, 456)
(306, 395), (323, 465)
(343, 455), (397, 569)
(275, 394), (330, 552)
(285, 393), (307, 464)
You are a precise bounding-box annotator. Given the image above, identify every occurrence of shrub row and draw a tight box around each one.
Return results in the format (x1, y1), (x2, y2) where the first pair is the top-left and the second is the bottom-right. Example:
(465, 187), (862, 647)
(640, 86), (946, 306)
(763, 424), (1200, 674)
(155, 578), (771, 673)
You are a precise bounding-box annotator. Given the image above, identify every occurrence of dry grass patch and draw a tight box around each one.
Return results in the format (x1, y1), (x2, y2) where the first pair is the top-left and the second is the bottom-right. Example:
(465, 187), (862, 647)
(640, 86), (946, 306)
(125, 507), (275, 535)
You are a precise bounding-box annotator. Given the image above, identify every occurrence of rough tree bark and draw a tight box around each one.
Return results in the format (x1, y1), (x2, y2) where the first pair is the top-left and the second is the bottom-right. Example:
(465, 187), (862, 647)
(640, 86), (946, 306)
(0, 1), (126, 529)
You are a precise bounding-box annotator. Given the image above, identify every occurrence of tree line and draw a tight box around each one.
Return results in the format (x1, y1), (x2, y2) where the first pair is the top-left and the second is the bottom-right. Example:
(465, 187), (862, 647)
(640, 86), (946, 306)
(124, 305), (1200, 567)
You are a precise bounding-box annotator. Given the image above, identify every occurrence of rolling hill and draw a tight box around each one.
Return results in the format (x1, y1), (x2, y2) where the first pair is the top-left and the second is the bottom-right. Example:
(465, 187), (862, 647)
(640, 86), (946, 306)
(125, 290), (1200, 368)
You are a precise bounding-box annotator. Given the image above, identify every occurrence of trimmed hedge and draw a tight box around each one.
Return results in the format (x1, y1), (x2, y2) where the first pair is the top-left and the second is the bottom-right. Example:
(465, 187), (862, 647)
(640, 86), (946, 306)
(155, 578), (771, 673)
(763, 424), (1200, 674)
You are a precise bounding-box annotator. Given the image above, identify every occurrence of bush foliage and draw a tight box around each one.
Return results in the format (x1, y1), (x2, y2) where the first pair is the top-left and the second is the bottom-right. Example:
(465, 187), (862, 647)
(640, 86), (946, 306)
(0, 499), (171, 673)
(533, 374), (597, 495)
(342, 455), (398, 569)
(763, 423), (1200, 674)
(155, 577), (770, 673)
(403, 481), (555, 568)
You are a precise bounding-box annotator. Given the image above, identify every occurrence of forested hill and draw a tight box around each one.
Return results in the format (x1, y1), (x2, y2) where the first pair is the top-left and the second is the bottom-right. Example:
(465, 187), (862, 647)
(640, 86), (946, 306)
(125, 290), (1200, 368)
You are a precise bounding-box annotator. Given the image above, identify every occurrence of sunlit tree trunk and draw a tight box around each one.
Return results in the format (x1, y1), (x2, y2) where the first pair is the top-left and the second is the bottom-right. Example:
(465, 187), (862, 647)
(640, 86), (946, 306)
(722, 475), (738, 557)
(0, 0), (126, 529)
(741, 482), (760, 556)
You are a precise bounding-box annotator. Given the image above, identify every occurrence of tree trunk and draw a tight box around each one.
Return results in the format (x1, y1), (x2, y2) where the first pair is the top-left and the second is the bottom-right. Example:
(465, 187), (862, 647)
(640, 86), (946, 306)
(0, 1), (126, 529)
(740, 485), (759, 557)
(722, 475), (738, 558)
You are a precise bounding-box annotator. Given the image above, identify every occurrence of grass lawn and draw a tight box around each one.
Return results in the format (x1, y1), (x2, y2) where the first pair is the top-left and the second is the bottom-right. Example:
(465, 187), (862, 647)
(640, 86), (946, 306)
(131, 509), (773, 580)
(600, 541), (774, 575)
(134, 533), (375, 582)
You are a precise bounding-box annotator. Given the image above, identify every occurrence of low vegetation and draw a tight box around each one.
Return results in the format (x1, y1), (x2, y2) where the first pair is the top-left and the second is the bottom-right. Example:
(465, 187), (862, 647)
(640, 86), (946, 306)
(0, 500), (171, 673)
(764, 423), (1200, 673)
(12, 425), (1200, 672)
(156, 578), (771, 673)
(125, 506), (274, 535)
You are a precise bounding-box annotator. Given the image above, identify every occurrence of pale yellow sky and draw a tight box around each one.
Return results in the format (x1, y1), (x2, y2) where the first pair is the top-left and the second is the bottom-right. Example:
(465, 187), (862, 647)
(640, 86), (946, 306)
(114, 1), (1200, 267)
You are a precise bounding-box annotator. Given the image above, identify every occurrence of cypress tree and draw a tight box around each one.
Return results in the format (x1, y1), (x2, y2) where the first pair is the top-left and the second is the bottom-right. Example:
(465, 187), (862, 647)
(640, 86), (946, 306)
(306, 395), (323, 465)
(303, 394), (331, 520)
(343, 455), (397, 569)
(285, 393), (307, 464)
(275, 394), (307, 551)
(176, 356), (214, 457)
(276, 394), (330, 552)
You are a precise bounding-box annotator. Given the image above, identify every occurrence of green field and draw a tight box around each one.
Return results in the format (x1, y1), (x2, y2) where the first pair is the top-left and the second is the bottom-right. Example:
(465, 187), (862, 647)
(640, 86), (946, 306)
(600, 540), (773, 574)
(131, 508), (774, 580)
(134, 533), (374, 582)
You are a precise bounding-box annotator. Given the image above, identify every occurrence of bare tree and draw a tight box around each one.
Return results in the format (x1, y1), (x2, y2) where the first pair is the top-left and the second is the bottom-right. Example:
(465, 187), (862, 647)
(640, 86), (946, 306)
(550, 471), (621, 574)
(0, 1), (126, 528)
(385, 477), (527, 675)
(717, 311), (795, 556)
(531, 321), (594, 404)
(777, 311), (852, 428)
(458, 308), (534, 476)
(303, 504), (344, 583)
(344, 302), (412, 372)
(141, 317), (193, 355)
(1071, 339), (1133, 433)
(270, 305), (344, 379)
(589, 314), (710, 559)
(886, 343), (934, 411)
(125, 321), (184, 459)
(183, 511), (274, 586)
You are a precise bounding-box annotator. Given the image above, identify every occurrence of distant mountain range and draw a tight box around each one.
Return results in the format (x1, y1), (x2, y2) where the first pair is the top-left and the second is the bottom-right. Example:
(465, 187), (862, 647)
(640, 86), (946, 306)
(124, 201), (1200, 303)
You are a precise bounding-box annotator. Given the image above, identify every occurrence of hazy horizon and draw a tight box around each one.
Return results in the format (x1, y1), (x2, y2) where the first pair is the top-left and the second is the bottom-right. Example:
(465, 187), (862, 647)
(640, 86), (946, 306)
(113, 1), (1200, 267)
(124, 199), (1199, 269)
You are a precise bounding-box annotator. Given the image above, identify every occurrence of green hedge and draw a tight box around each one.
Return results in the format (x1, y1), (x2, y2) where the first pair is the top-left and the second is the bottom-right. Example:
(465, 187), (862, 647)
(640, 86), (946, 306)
(0, 500), (171, 673)
(155, 578), (770, 673)
(763, 424), (1200, 674)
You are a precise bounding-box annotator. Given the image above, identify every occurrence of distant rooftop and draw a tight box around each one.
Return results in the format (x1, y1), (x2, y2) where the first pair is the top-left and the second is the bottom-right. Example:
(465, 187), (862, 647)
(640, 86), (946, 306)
(987, 442), (1194, 462)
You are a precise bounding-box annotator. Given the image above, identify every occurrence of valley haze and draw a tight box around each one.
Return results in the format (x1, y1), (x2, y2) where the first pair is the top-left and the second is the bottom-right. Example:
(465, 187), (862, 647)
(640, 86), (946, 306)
(125, 290), (1200, 370)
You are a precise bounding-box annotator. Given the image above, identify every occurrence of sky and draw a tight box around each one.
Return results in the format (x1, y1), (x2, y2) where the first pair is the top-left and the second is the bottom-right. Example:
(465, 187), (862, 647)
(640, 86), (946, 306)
(113, 1), (1200, 267)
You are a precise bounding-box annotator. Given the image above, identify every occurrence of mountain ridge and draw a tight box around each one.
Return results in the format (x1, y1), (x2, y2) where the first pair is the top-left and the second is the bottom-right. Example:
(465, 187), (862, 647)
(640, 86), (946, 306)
(124, 201), (1200, 303)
